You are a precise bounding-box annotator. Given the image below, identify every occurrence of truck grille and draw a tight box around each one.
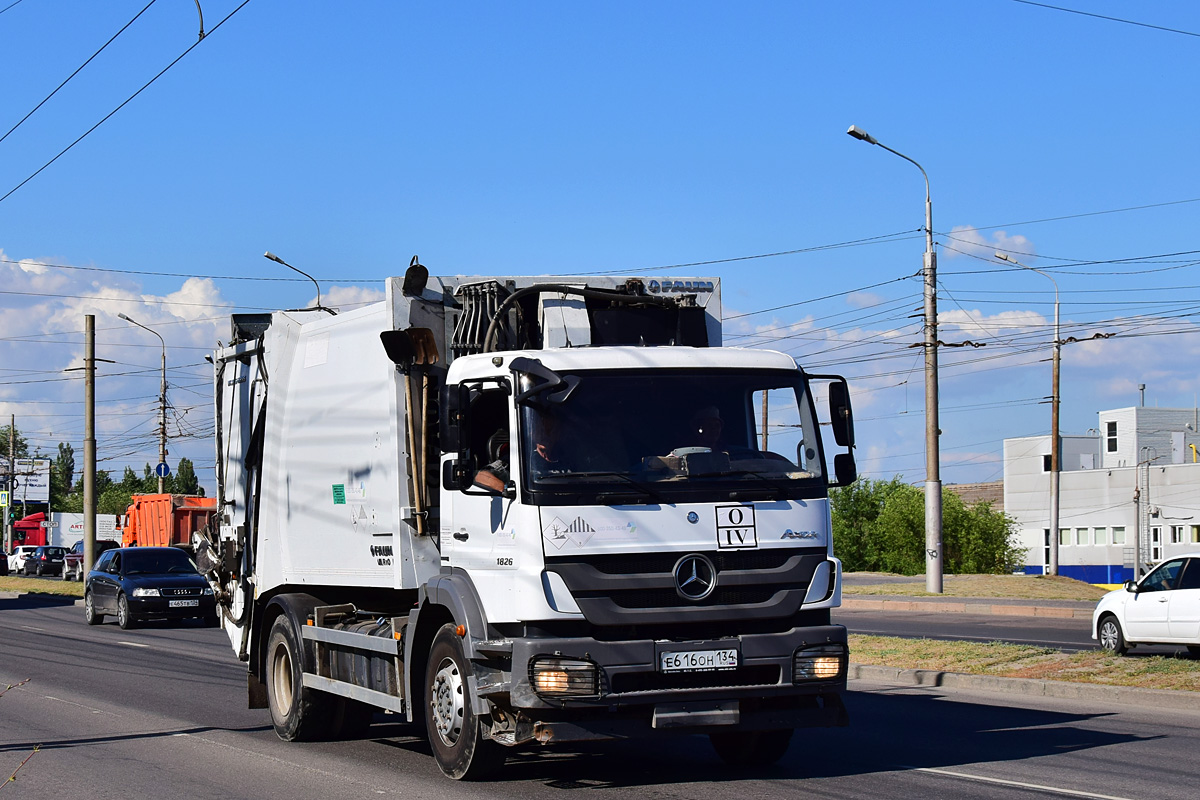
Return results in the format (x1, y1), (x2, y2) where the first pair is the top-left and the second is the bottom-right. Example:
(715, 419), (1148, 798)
(544, 548), (825, 627)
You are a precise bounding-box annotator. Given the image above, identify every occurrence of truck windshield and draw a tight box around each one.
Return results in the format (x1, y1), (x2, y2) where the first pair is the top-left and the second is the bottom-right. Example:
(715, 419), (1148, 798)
(518, 368), (825, 505)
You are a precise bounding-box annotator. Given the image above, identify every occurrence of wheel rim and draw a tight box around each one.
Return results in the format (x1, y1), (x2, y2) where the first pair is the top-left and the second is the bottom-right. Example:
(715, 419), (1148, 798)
(118, 597), (129, 626)
(430, 656), (465, 746)
(270, 641), (294, 717)
(1100, 620), (1119, 650)
(85, 594), (94, 621)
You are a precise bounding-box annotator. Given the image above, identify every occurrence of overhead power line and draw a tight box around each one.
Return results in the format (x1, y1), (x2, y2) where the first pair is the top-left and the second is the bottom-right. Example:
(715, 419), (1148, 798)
(0, 0), (254, 207)
(1012, 0), (1200, 39)
(0, 1), (159, 148)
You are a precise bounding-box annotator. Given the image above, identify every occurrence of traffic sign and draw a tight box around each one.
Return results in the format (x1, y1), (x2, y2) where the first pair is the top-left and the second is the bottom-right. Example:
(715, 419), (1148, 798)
(0, 490), (6, 507)
(40, 520), (58, 528)
(155, 462), (171, 478)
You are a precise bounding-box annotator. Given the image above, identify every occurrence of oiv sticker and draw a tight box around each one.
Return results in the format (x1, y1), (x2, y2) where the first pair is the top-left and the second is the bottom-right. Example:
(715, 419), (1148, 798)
(716, 505), (757, 549)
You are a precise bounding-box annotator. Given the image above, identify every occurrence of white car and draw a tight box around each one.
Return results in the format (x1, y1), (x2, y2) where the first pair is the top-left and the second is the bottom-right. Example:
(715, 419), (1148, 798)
(1093, 552), (1200, 656)
(8, 546), (39, 574)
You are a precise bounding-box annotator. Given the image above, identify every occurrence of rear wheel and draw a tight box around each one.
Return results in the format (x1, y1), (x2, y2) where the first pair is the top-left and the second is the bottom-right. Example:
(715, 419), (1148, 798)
(266, 615), (339, 741)
(710, 728), (794, 767)
(424, 624), (503, 780)
(35, 562), (44, 576)
(116, 594), (136, 630)
(1098, 615), (1127, 655)
(1187, 645), (1200, 658)
(84, 592), (103, 625)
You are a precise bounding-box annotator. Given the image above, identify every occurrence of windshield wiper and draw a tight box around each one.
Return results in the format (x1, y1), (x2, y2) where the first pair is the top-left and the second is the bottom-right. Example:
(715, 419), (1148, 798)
(537, 470), (662, 502)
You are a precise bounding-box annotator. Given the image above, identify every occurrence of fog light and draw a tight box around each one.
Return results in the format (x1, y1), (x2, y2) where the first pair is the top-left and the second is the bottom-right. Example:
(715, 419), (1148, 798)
(132, 588), (161, 597)
(792, 644), (846, 682)
(530, 657), (599, 697)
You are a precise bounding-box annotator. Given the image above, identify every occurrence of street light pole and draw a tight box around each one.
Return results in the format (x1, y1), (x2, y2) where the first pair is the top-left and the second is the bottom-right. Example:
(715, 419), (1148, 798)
(995, 252), (1060, 576)
(118, 313), (167, 493)
(847, 125), (943, 593)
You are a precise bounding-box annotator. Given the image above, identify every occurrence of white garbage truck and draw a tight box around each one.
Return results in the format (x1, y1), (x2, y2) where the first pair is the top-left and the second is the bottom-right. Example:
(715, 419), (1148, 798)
(203, 267), (858, 779)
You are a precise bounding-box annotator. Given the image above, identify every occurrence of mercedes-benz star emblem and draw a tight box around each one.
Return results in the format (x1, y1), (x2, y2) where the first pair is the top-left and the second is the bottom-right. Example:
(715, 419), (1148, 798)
(673, 554), (717, 601)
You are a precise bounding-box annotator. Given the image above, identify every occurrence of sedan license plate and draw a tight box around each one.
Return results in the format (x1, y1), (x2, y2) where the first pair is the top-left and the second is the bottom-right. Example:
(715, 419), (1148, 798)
(660, 648), (738, 673)
(168, 599), (199, 608)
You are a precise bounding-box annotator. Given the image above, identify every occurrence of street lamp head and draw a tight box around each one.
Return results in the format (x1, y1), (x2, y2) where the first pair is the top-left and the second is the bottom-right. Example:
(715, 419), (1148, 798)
(263, 251), (285, 265)
(994, 252), (1015, 263)
(846, 125), (878, 145)
(117, 313), (132, 322)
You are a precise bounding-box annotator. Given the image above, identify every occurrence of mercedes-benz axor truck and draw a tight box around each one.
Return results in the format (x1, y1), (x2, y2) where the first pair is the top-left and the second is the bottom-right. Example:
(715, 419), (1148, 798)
(201, 268), (857, 779)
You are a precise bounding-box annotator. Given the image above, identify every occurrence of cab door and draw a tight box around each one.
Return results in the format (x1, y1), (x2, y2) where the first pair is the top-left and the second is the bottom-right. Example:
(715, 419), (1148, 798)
(1167, 557), (1200, 641)
(1125, 558), (1183, 641)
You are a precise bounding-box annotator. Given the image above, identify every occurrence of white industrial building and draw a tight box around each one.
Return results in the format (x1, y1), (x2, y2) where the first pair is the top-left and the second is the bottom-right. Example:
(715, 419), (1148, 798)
(1004, 406), (1200, 583)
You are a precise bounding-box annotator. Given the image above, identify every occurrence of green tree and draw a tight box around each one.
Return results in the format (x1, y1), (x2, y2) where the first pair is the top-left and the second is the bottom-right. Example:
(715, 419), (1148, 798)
(0, 423), (29, 460)
(98, 485), (133, 516)
(50, 443), (76, 508)
(174, 458), (201, 495)
(830, 477), (1027, 575)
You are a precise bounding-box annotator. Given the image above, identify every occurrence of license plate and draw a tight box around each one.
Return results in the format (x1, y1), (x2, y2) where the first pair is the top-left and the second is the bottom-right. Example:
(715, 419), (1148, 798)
(169, 599), (199, 608)
(660, 648), (738, 673)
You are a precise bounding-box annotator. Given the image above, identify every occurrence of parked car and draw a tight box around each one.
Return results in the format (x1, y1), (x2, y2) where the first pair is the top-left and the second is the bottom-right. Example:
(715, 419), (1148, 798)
(0, 550), (7, 576)
(23, 545), (68, 576)
(84, 546), (217, 630)
(9, 545), (38, 574)
(1093, 552), (1200, 656)
(62, 539), (121, 581)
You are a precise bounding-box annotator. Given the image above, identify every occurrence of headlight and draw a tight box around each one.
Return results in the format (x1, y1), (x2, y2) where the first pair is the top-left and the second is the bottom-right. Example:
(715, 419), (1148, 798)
(202, 586), (214, 595)
(132, 588), (161, 597)
(529, 657), (600, 697)
(792, 644), (846, 682)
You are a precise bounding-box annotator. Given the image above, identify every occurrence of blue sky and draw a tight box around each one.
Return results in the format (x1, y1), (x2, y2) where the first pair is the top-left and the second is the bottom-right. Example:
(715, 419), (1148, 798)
(2, 0), (1200, 493)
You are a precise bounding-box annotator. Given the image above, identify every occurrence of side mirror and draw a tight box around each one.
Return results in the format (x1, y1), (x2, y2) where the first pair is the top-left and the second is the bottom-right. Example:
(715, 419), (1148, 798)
(828, 380), (855, 448)
(833, 453), (857, 486)
(442, 459), (468, 492)
(440, 384), (463, 454)
(1124, 580), (1138, 593)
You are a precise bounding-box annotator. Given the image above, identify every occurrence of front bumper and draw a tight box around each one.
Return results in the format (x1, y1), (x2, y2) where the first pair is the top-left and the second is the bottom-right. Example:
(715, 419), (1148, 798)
(481, 624), (848, 743)
(128, 595), (216, 619)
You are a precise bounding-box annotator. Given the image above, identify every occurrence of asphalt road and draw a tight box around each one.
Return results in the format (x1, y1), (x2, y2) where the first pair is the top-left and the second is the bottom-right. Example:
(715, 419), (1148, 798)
(3, 595), (1200, 799)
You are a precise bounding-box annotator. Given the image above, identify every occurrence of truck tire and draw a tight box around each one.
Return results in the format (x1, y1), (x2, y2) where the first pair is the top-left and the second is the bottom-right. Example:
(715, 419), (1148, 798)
(265, 615), (338, 741)
(84, 592), (103, 625)
(710, 728), (794, 767)
(117, 594), (137, 630)
(424, 623), (503, 780)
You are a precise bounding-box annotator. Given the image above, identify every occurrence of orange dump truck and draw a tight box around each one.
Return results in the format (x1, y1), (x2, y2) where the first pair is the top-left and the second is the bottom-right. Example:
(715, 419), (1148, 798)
(122, 494), (218, 549)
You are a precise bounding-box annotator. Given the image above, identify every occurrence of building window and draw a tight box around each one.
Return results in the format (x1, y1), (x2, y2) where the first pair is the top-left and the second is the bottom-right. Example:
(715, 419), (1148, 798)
(1106, 421), (1118, 453)
(1042, 454), (1052, 472)
(1076, 527), (1089, 545)
(1112, 526), (1126, 545)
(1059, 528), (1071, 546)
(1191, 525), (1200, 544)
(1094, 527), (1107, 545)
(1171, 525), (1184, 544)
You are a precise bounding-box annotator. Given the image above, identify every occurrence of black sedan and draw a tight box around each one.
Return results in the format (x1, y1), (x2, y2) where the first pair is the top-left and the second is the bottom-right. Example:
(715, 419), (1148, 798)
(84, 546), (218, 630)
(24, 545), (68, 576)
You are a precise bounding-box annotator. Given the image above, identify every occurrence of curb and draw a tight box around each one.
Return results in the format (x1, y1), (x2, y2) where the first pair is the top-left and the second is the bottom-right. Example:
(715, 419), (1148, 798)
(849, 663), (1200, 711)
(841, 596), (1094, 619)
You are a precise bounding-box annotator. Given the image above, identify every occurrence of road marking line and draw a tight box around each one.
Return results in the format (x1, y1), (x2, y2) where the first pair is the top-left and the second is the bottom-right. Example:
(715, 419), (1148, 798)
(21, 625), (46, 632)
(42, 695), (116, 716)
(117, 641), (149, 648)
(906, 765), (1136, 800)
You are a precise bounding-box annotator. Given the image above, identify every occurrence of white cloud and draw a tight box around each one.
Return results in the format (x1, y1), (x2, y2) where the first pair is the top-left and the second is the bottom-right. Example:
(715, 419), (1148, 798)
(943, 225), (1035, 262)
(322, 285), (386, 311)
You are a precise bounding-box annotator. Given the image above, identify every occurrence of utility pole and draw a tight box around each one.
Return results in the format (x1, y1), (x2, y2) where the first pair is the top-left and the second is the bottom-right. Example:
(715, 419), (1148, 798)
(84, 315), (96, 577)
(848, 125), (942, 593)
(4, 414), (13, 551)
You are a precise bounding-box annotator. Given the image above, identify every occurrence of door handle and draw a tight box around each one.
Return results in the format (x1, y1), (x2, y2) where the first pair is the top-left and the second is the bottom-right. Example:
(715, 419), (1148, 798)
(453, 532), (469, 542)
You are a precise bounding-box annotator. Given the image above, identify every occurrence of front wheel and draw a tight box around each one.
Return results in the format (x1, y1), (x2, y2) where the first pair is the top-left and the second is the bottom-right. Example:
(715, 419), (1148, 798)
(84, 592), (103, 625)
(424, 624), (503, 780)
(116, 594), (136, 630)
(1098, 615), (1127, 655)
(710, 728), (794, 767)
